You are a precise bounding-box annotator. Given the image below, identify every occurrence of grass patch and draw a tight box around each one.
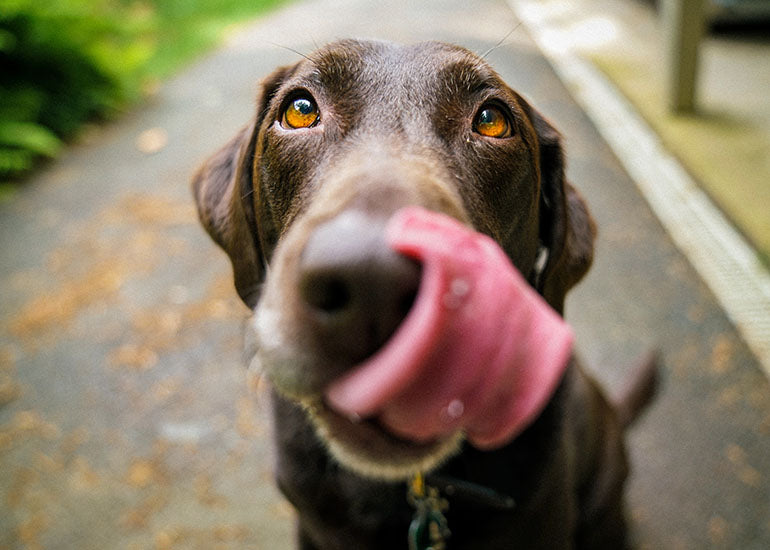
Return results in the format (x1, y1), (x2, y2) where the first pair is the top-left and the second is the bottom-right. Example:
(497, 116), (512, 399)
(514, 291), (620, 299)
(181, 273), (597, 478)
(0, 0), (290, 184)
(592, 53), (770, 264)
(142, 0), (290, 81)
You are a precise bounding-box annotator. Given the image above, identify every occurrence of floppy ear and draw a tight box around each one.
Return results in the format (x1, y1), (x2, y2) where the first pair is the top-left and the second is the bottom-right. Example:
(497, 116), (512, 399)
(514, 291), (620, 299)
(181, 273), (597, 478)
(529, 109), (596, 315)
(192, 65), (295, 308)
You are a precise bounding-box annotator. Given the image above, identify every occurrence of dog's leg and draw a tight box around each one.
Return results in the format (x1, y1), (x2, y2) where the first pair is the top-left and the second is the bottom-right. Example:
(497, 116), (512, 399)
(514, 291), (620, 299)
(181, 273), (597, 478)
(566, 369), (631, 550)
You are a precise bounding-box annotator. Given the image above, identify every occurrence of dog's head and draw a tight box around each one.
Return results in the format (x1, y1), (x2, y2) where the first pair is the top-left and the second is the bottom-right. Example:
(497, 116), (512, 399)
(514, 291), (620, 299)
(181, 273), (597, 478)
(193, 39), (595, 479)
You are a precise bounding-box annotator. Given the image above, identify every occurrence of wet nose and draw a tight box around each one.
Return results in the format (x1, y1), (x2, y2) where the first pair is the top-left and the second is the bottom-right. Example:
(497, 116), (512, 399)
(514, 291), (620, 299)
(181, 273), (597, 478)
(298, 210), (421, 365)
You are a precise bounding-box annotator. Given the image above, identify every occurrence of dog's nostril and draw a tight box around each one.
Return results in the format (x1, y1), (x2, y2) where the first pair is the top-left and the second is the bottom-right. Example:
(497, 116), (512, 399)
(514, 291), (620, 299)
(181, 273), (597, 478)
(398, 287), (418, 321)
(297, 211), (422, 364)
(302, 275), (351, 314)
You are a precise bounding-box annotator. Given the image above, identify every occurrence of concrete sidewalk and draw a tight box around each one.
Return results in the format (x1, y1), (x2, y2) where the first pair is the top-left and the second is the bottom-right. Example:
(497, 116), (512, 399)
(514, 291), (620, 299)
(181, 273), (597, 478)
(516, 0), (770, 261)
(1, 0), (768, 548)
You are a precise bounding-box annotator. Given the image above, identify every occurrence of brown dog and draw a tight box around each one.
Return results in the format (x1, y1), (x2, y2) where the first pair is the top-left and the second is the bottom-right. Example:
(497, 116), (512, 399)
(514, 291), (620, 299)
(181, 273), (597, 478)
(193, 39), (655, 549)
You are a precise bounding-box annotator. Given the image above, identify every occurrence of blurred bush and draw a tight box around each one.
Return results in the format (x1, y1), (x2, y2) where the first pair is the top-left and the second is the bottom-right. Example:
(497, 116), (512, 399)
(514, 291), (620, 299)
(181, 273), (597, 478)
(0, 0), (152, 179)
(0, 0), (284, 182)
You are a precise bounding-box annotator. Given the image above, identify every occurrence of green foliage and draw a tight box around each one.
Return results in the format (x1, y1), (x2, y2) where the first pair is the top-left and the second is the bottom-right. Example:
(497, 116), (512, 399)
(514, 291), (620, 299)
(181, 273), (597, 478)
(0, 0), (286, 182)
(0, 0), (149, 180)
(0, 121), (61, 176)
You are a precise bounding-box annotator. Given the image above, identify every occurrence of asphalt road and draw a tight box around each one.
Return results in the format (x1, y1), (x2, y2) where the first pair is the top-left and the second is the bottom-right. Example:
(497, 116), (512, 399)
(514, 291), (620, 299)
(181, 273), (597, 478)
(1, 0), (768, 548)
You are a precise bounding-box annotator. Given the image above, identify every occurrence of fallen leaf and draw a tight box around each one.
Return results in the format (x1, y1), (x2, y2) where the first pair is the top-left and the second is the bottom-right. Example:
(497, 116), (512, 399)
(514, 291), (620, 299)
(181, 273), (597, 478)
(108, 344), (159, 371)
(708, 516), (728, 544)
(213, 524), (249, 542)
(0, 374), (21, 405)
(126, 459), (158, 488)
(136, 127), (168, 154)
(194, 474), (227, 507)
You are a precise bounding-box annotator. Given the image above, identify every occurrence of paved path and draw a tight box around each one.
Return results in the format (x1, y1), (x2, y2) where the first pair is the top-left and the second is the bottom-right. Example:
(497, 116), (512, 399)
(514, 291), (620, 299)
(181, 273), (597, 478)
(1, 1), (768, 548)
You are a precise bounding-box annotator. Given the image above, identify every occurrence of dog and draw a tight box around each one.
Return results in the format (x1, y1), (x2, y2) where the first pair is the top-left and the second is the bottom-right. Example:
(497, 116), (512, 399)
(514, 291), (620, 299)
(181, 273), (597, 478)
(192, 39), (656, 549)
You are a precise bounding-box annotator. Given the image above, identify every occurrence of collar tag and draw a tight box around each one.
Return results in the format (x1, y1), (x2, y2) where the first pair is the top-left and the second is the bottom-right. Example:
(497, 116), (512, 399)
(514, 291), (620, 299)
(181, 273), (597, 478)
(408, 472), (450, 550)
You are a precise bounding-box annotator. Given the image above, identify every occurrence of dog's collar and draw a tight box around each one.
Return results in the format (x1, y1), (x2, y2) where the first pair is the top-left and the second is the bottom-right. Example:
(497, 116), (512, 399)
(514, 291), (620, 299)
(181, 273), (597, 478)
(407, 472), (516, 549)
(423, 473), (516, 510)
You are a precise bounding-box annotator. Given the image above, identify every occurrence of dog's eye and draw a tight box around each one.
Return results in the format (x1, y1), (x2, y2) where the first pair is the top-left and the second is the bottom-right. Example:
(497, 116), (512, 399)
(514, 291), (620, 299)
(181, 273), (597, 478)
(473, 106), (511, 139)
(282, 97), (319, 129)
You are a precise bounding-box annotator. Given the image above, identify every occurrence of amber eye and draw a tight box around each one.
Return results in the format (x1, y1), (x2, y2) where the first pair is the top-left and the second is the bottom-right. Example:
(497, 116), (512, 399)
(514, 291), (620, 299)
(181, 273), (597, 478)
(282, 97), (319, 129)
(473, 106), (511, 138)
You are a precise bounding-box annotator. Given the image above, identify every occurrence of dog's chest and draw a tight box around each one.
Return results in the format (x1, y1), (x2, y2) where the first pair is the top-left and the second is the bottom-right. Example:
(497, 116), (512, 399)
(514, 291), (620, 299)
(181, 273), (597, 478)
(272, 395), (576, 550)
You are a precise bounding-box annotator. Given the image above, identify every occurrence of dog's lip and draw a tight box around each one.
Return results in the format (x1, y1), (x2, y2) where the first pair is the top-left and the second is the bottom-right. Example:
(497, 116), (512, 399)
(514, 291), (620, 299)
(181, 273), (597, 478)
(309, 397), (447, 448)
(299, 394), (465, 481)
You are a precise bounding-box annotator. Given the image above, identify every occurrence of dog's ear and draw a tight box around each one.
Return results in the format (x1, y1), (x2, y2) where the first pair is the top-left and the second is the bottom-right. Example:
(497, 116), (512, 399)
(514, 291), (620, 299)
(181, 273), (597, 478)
(528, 108), (596, 315)
(192, 65), (295, 308)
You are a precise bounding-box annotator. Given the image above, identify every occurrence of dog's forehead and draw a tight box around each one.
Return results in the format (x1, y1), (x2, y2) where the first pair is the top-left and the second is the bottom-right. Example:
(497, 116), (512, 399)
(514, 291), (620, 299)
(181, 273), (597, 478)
(300, 40), (502, 98)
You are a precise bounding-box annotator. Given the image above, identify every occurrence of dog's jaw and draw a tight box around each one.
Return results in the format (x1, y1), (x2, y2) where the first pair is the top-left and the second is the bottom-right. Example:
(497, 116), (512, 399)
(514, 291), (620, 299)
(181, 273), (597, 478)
(303, 399), (465, 481)
(250, 306), (466, 481)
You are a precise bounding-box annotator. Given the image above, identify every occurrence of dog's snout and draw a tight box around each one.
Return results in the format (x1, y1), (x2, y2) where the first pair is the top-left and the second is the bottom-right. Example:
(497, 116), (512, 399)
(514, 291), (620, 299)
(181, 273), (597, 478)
(298, 211), (421, 365)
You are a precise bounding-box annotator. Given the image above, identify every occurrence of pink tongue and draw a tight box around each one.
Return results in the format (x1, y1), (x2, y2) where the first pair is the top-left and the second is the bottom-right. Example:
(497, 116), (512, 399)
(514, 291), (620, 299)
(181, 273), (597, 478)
(324, 207), (573, 449)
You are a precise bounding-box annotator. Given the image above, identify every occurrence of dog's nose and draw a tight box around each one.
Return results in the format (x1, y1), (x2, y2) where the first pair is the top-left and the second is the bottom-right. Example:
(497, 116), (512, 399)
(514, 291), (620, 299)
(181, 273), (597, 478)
(298, 211), (421, 365)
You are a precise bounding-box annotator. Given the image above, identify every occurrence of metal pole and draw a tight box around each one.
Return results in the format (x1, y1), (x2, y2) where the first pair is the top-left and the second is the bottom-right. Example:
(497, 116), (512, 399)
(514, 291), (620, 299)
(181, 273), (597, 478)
(662, 0), (707, 113)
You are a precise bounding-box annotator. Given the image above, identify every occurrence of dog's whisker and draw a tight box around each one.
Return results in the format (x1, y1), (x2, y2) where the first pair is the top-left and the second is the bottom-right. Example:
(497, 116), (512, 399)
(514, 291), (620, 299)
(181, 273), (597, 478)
(264, 40), (313, 62)
(480, 22), (523, 59)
